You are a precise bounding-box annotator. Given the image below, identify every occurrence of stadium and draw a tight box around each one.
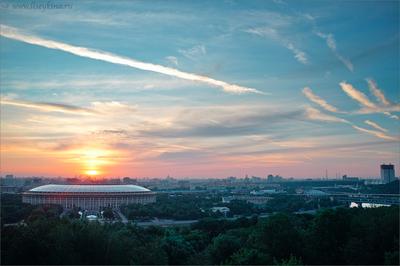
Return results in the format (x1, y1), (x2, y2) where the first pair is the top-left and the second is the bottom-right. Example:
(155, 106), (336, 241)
(22, 184), (156, 210)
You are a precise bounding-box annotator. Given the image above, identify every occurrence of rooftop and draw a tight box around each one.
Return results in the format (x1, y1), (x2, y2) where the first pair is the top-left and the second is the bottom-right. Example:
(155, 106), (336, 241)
(28, 184), (151, 193)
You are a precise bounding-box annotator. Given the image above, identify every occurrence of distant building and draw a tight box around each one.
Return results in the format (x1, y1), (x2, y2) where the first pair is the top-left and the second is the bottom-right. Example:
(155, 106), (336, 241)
(381, 164), (395, 184)
(123, 177), (137, 184)
(250, 189), (281, 195)
(267, 174), (283, 182)
(304, 189), (329, 197)
(0, 186), (20, 194)
(22, 184), (156, 210)
(211, 207), (230, 216)
(342, 175), (359, 182)
(222, 195), (272, 205)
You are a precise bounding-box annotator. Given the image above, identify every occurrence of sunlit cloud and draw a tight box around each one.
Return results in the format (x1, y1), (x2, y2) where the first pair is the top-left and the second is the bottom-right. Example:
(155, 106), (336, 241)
(1, 98), (97, 115)
(340, 81), (400, 119)
(4, 76), (196, 92)
(90, 101), (136, 114)
(0, 24), (263, 94)
(302, 87), (342, 113)
(383, 112), (399, 120)
(364, 120), (388, 132)
(366, 79), (391, 106)
(1, 97), (136, 116)
(304, 106), (349, 123)
(339, 81), (377, 109)
(352, 125), (397, 141)
(366, 79), (400, 120)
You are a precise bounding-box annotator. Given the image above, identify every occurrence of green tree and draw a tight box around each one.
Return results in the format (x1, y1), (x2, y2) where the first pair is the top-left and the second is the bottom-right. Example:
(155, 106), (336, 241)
(208, 234), (241, 264)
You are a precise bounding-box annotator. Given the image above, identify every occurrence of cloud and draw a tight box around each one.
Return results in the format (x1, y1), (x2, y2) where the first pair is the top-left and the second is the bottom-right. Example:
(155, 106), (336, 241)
(1, 98), (97, 115)
(90, 101), (136, 114)
(246, 26), (309, 64)
(302, 87), (341, 113)
(366, 79), (391, 106)
(272, 0), (287, 5)
(304, 106), (397, 142)
(340, 81), (400, 119)
(366, 79), (399, 120)
(352, 125), (397, 141)
(286, 42), (308, 64)
(138, 108), (303, 138)
(339, 81), (377, 109)
(364, 120), (387, 132)
(315, 31), (353, 72)
(0, 24), (263, 95)
(1, 97), (136, 116)
(383, 112), (399, 120)
(304, 106), (349, 123)
(178, 45), (206, 60)
(165, 56), (178, 66)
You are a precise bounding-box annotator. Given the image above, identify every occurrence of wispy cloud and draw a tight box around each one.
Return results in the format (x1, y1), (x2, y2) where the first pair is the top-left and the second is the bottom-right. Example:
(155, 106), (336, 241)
(364, 120), (387, 132)
(303, 105), (396, 141)
(165, 56), (178, 66)
(90, 101), (136, 114)
(178, 45), (206, 61)
(352, 125), (397, 141)
(315, 31), (353, 72)
(340, 80), (400, 119)
(302, 87), (342, 113)
(286, 42), (308, 64)
(383, 112), (399, 120)
(304, 106), (348, 123)
(340, 81), (377, 109)
(246, 26), (309, 65)
(366, 79), (391, 106)
(272, 0), (287, 5)
(1, 98), (97, 115)
(1, 97), (136, 116)
(0, 24), (263, 94)
(366, 79), (399, 119)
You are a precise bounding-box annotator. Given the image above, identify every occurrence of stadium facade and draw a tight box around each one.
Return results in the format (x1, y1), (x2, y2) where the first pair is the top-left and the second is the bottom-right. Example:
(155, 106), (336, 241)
(22, 184), (156, 210)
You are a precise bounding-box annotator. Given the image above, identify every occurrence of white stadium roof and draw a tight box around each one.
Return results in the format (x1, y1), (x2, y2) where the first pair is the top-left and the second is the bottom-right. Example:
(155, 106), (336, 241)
(29, 184), (151, 193)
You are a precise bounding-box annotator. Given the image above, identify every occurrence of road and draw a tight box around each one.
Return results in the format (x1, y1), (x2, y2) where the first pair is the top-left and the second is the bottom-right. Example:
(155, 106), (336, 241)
(115, 209), (128, 223)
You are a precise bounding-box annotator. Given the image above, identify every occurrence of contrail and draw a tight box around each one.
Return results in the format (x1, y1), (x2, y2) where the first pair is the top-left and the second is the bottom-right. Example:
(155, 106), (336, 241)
(0, 24), (264, 95)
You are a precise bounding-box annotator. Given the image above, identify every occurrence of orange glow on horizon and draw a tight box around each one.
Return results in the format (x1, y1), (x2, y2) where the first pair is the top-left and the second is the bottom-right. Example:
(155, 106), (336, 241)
(85, 169), (100, 176)
(68, 147), (117, 177)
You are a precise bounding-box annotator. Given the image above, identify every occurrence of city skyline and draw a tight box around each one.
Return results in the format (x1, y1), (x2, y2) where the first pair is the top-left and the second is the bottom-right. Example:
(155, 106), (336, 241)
(0, 1), (399, 178)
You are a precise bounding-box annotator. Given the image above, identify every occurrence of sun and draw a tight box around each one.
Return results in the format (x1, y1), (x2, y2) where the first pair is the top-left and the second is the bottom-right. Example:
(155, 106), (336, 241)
(85, 169), (99, 176)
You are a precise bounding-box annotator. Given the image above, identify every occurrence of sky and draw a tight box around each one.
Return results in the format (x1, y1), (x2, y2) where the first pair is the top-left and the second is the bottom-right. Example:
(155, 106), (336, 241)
(0, 0), (399, 179)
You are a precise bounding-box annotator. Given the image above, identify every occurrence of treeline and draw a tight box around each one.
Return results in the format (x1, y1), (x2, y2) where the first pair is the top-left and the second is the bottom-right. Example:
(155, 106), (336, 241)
(121, 194), (259, 220)
(361, 180), (400, 194)
(2, 206), (399, 265)
(121, 193), (339, 221)
(1, 194), (35, 225)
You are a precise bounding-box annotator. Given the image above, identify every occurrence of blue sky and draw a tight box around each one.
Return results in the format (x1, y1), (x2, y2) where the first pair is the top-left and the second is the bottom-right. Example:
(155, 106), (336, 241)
(0, 0), (398, 178)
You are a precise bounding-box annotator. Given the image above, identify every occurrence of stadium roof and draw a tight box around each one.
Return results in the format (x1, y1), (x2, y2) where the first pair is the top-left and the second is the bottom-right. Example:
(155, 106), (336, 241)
(29, 184), (151, 193)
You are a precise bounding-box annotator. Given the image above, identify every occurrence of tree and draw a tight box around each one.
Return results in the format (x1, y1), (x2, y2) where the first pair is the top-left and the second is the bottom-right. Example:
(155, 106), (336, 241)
(255, 213), (303, 261)
(103, 208), (115, 220)
(208, 234), (241, 264)
(228, 248), (271, 265)
(162, 235), (195, 265)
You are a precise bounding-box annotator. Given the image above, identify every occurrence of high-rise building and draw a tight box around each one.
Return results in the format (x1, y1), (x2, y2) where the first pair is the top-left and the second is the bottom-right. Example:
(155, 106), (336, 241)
(380, 164), (395, 184)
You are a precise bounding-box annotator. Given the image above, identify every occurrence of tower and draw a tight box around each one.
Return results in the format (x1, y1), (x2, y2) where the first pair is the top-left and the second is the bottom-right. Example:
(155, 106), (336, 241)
(380, 164), (395, 184)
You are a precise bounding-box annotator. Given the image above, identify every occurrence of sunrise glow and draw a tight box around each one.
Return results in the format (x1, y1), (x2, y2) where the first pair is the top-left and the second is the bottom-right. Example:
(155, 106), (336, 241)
(0, 1), (398, 179)
(85, 170), (99, 176)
